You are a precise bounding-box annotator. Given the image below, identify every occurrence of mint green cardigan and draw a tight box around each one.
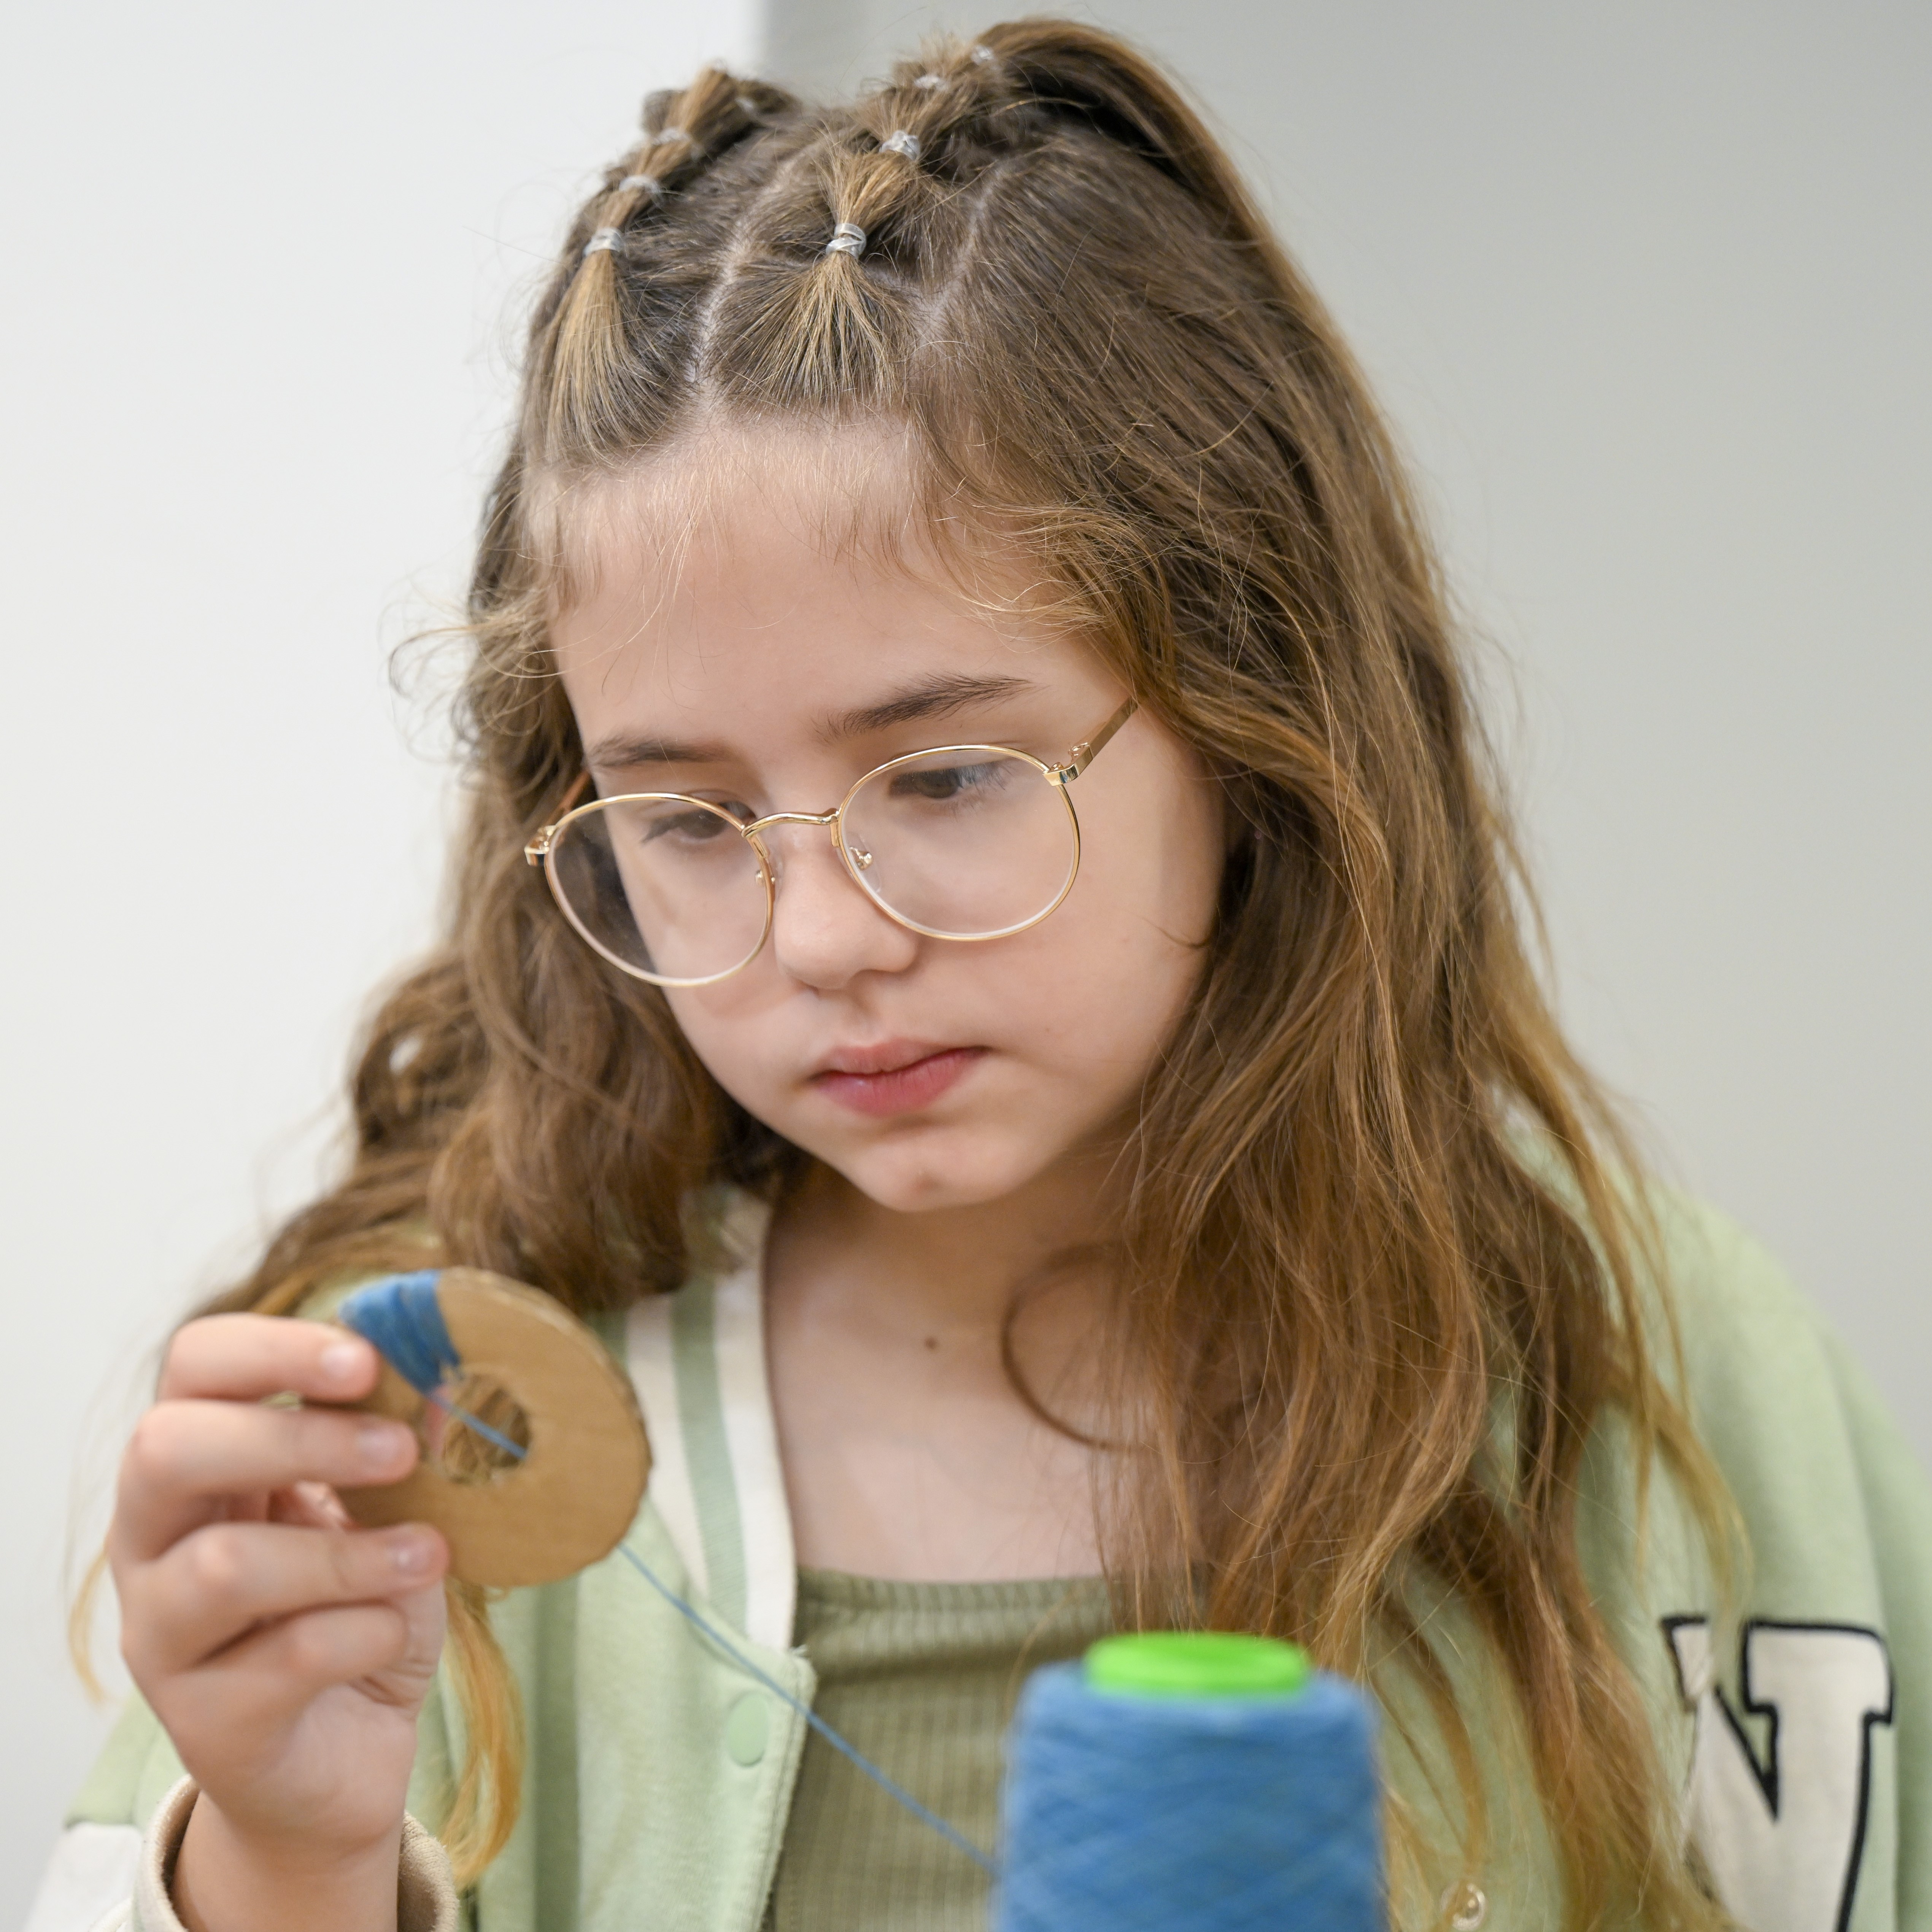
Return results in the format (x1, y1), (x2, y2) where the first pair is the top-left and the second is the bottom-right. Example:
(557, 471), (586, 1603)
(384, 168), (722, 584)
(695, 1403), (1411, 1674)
(40, 1190), (1932, 1932)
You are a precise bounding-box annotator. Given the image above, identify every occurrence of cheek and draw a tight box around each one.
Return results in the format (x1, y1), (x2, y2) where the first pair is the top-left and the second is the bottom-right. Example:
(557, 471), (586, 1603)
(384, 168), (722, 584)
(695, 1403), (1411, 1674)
(659, 973), (789, 1103)
(654, 769), (1223, 1157)
(954, 785), (1222, 1098)
(1026, 892), (1205, 1085)
(1049, 769), (1222, 1035)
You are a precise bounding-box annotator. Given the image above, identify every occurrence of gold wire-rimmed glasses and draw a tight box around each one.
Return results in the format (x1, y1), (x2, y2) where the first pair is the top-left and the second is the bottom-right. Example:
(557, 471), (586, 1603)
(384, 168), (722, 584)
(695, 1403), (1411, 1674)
(524, 697), (1138, 987)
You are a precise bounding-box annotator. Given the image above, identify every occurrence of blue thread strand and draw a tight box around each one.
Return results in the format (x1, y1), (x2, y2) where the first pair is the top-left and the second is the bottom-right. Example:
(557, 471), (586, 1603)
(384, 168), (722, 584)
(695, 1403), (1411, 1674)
(424, 1389), (531, 1462)
(340, 1273), (995, 1877)
(609, 1539), (997, 1875)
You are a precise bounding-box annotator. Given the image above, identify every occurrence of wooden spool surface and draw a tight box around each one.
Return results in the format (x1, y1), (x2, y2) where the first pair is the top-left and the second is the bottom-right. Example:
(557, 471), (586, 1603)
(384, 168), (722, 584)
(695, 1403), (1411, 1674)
(335, 1268), (651, 1588)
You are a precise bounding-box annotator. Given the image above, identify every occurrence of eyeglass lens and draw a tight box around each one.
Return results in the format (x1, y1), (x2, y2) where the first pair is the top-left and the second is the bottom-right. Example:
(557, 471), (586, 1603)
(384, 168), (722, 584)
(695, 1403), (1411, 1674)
(839, 748), (1077, 938)
(549, 795), (771, 983)
(545, 748), (1079, 984)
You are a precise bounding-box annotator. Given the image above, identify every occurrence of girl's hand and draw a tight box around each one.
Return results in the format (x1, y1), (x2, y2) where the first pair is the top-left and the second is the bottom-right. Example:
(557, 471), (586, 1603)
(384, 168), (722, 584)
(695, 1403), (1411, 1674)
(108, 1313), (449, 1929)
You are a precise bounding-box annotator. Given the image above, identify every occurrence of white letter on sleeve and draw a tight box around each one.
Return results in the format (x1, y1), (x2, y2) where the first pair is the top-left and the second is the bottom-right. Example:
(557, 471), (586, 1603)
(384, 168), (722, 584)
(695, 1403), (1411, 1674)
(1666, 1619), (1893, 1932)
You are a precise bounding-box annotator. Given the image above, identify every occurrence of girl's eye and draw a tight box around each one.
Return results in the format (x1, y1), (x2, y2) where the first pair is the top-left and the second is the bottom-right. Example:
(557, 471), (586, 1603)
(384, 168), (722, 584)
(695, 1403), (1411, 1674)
(887, 761), (1008, 804)
(642, 805), (744, 845)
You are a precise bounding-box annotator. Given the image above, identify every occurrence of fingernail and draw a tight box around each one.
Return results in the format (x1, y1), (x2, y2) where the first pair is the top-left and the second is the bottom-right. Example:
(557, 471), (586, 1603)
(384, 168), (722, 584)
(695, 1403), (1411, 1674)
(319, 1340), (366, 1384)
(357, 1422), (408, 1468)
(386, 1530), (438, 1575)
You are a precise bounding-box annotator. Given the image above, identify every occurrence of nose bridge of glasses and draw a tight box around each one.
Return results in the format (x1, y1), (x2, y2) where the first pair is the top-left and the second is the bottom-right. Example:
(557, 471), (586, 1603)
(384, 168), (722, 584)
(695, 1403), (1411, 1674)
(741, 806), (865, 886)
(743, 807), (841, 834)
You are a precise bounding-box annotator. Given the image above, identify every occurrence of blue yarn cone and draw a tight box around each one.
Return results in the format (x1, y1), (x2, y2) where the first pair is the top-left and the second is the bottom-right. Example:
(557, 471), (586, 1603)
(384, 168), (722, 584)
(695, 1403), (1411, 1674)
(994, 1660), (1382, 1932)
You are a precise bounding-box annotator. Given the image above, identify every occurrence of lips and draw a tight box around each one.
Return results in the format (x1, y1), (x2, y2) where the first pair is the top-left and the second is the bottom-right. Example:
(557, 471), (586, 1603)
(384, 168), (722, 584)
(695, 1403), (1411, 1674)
(809, 1042), (985, 1118)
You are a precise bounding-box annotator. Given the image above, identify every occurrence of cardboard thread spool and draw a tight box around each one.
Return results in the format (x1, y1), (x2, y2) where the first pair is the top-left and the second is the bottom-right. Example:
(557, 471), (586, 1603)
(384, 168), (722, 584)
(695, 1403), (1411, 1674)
(335, 1268), (650, 1588)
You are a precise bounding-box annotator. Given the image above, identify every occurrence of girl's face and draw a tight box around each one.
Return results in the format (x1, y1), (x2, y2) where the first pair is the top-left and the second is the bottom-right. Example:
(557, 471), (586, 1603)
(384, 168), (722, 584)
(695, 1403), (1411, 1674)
(551, 437), (1225, 1214)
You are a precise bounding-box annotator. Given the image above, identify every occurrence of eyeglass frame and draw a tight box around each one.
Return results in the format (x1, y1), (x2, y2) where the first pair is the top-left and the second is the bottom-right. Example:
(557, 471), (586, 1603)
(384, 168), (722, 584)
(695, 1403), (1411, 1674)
(523, 696), (1139, 987)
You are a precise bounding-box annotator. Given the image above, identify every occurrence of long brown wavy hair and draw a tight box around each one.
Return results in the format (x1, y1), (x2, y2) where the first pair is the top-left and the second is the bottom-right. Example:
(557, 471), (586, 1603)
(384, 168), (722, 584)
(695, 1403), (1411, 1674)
(196, 21), (1729, 1924)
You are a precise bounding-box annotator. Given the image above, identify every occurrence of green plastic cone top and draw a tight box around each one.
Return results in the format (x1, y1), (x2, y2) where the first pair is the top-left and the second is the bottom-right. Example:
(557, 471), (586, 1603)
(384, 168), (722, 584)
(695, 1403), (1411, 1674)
(1084, 1630), (1311, 1699)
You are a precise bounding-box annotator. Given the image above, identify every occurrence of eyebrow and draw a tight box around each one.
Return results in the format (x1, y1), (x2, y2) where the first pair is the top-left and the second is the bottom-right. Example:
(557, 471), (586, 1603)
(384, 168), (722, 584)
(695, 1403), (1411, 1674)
(582, 730), (733, 771)
(582, 673), (1039, 772)
(822, 672), (1036, 742)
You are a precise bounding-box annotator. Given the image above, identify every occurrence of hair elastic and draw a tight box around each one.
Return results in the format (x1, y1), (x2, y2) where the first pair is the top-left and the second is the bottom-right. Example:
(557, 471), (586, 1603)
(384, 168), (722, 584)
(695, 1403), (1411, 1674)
(824, 220), (867, 256)
(912, 72), (945, 90)
(618, 173), (664, 199)
(583, 227), (622, 256)
(880, 129), (921, 160)
(655, 124), (693, 145)
(971, 44), (995, 63)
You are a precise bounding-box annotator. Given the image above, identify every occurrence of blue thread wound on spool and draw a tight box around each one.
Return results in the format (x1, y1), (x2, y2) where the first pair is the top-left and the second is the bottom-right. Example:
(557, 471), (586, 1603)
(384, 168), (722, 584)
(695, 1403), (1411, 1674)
(338, 1272), (528, 1462)
(994, 1645), (1382, 1932)
(339, 1272), (458, 1394)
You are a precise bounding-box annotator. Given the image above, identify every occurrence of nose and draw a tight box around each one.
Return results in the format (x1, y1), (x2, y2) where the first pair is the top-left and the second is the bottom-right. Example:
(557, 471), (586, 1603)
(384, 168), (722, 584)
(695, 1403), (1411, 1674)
(761, 823), (918, 989)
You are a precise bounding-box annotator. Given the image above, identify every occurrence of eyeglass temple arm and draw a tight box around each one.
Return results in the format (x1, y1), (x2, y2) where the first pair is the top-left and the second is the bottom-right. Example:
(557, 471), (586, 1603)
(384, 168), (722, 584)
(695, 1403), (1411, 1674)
(1049, 697), (1138, 785)
(524, 769), (594, 865)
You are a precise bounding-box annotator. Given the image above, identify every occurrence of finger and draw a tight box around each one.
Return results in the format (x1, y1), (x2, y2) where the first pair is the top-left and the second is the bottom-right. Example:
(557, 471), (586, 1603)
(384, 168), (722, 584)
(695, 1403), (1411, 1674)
(344, 1573), (452, 1715)
(184, 1602), (418, 1730)
(391, 1570), (450, 1681)
(125, 1520), (447, 1678)
(159, 1314), (380, 1405)
(269, 1481), (355, 1531)
(115, 1401), (418, 1562)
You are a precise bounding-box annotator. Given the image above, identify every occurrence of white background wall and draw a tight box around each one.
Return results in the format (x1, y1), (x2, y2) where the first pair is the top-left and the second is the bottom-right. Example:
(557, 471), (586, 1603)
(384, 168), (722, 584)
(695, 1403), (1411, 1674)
(0, 3), (761, 1913)
(6, 1), (1926, 1917)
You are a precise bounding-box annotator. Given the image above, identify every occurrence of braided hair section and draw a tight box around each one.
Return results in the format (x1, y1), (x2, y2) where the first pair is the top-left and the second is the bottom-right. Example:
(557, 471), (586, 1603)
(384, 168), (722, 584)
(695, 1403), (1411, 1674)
(686, 38), (1026, 408)
(531, 65), (795, 458)
(521, 27), (1273, 446)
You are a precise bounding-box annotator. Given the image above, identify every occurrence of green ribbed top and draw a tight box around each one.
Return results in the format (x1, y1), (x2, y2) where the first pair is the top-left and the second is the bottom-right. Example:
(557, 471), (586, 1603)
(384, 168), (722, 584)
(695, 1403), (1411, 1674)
(764, 1568), (1114, 1932)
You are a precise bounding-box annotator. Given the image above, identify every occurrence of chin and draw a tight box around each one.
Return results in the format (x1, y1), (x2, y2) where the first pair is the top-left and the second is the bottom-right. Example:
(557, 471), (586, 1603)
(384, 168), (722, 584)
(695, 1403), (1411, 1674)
(821, 1130), (1050, 1215)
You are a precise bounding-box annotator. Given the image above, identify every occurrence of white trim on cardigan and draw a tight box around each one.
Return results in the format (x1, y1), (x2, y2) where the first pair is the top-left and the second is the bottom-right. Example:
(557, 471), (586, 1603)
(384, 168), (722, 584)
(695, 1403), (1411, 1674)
(626, 1293), (708, 1602)
(709, 1195), (795, 1652)
(625, 1190), (794, 1649)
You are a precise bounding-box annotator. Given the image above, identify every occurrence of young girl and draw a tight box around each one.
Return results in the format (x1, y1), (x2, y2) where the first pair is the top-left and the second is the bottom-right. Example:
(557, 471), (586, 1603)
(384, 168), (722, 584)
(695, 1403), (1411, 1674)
(35, 21), (1929, 1932)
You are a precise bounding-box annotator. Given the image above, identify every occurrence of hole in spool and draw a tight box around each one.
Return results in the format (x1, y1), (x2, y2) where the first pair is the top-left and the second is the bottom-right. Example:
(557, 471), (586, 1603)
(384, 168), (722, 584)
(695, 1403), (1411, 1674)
(423, 1371), (532, 1484)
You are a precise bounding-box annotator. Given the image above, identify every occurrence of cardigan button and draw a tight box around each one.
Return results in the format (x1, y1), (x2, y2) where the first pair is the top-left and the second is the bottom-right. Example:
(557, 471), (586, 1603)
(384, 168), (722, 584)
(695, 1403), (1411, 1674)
(1441, 1880), (1488, 1929)
(725, 1691), (769, 1765)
